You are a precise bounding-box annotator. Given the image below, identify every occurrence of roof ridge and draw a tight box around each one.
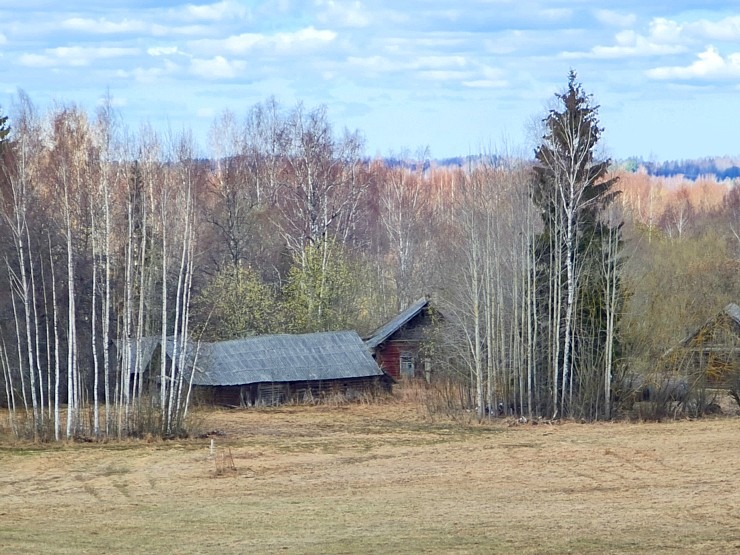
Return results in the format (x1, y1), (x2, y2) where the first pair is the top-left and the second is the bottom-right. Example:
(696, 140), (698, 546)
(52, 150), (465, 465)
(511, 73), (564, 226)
(365, 297), (430, 349)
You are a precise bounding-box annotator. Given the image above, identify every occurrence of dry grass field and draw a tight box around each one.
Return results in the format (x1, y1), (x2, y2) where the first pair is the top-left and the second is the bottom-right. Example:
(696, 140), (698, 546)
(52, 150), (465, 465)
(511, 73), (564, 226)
(1, 400), (739, 554)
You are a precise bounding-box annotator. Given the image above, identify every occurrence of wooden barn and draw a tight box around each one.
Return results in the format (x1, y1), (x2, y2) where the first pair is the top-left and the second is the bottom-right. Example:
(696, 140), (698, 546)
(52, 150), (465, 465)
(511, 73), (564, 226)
(164, 330), (387, 406)
(668, 302), (740, 385)
(365, 297), (437, 380)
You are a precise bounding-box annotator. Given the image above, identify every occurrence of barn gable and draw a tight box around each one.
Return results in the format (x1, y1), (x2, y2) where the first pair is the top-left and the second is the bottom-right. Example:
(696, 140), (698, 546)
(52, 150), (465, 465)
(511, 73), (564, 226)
(365, 297), (438, 380)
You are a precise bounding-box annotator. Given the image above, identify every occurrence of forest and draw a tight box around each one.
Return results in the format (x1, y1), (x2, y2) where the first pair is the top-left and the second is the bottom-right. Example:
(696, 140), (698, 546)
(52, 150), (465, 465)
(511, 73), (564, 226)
(0, 74), (738, 440)
(623, 156), (740, 181)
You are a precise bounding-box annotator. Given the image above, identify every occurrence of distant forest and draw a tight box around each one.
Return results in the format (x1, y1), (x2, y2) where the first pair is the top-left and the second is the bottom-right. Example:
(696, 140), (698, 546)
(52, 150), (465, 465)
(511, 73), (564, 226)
(437, 155), (740, 181)
(620, 157), (740, 180)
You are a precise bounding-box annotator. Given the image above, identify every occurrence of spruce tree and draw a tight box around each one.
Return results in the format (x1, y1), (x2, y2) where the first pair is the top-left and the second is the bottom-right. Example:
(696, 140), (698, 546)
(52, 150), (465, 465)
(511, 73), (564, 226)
(0, 109), (10, 159)
(532, 71), (623, 419)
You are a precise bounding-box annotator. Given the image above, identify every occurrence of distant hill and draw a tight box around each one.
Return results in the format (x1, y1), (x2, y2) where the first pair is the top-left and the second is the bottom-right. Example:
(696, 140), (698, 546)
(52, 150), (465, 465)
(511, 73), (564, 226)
(430, 154), (512, 169)
(616, 157), (740, 180)
(430, 155), (740, 180)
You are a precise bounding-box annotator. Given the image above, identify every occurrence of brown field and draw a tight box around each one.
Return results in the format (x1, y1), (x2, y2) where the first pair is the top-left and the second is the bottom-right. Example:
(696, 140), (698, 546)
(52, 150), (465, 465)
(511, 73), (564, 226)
(1, 401), (739, 554)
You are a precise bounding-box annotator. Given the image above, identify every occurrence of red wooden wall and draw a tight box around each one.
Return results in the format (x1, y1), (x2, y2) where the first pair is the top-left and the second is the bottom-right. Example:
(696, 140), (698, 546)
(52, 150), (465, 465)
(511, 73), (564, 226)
(376, 342), (402, 380)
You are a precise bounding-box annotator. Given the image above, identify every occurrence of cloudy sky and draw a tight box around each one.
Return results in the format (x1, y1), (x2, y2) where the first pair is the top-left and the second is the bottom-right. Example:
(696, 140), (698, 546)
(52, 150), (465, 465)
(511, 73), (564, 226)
(1, 1), (739, 160)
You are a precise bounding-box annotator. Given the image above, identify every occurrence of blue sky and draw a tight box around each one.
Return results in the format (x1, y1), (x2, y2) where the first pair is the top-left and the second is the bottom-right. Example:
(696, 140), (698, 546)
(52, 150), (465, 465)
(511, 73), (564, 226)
(1, 1), (739, 160)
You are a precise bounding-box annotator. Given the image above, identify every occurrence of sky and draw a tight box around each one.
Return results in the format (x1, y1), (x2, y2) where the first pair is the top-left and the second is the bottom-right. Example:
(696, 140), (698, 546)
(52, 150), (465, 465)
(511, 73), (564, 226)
(1, 0), (740, 161)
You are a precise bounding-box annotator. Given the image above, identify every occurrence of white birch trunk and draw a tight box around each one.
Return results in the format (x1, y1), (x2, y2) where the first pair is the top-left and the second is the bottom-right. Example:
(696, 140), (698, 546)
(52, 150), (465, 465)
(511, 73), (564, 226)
(28, 227), (45, 430)
(1, 339), (18, 435)
(8, 263), (29, 416)
(102, 174), (112, 435)
(48, 234), (61, 440)
(91, 207), (100, 436)
(64, 177), (77, 439)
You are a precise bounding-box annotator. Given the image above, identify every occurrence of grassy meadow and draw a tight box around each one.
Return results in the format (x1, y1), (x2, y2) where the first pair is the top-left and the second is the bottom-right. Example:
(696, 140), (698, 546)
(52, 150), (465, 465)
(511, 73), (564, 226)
(1, 400), (739, 554)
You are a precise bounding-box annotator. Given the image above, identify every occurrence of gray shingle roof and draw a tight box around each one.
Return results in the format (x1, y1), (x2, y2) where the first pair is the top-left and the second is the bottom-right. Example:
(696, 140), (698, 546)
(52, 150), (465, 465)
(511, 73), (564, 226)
(364, 297), (429, 350)
(166, 330), (383, 387)
(119, 336), (161, 375)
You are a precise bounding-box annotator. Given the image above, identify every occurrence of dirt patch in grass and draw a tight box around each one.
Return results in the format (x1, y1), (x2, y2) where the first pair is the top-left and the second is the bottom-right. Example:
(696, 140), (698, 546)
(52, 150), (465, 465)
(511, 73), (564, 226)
(1, 403), (739, 554)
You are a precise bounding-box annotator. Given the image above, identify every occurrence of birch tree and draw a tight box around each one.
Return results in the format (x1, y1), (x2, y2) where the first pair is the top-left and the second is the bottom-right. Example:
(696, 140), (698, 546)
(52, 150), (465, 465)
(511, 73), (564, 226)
(275, 104), (366, 251)
(278, 103), (368, 326)
(1, 102), (41, 434)
(439, 157), (540, 419)
(162, 132), (198, 435)
(204, 110), (260, 271)
(94, 98), (120, 435)
(49, 107), (96, 437)
(379, 151), (429, 311)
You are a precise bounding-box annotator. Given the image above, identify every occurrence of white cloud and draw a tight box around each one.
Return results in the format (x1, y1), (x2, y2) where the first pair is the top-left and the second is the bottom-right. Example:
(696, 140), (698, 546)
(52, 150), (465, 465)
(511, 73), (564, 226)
(561, 17), (688, 60)
(561, 40), (685, 59)
(482, 33), (523, 56)
(61, 17), (147, 34)
(648, 17), (683, 44)
(190, 55), (246, 79)
(592, 32), (686, 58)
(191, 27), (336, 55)
(618, 15), (740, 46)
(55, 15), (208, 38)
(18, 46), (138, 67)
(540, 8), (571, 21)
(58, 15), (215, 38)
(347, 55), (391, 71)
(647, 46), (740, 80)
(315, 0), (372, 28)
(685, 16), (740, 42)
(17, 54), (51, 67)
(414, 56), (467, 69)
(182, 1), (250, 22)
(417, 70), (469, 81)
(462, 64), (508, 88)
(148, 46), (182, 56)
(462, 79), (507, 88)
(273, 27), (337, 52)
(197, 34), (262, 54)
(345, 54), (473, 83)
(0, 33), (7, 45)
(118, 60), (180, 84)
(594, 9), (636, 28)
(561, 14), (740, 62)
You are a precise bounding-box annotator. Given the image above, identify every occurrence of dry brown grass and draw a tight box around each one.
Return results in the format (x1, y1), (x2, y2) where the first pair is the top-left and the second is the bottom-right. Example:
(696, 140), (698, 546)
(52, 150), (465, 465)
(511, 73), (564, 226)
(1, 402), (739, 554)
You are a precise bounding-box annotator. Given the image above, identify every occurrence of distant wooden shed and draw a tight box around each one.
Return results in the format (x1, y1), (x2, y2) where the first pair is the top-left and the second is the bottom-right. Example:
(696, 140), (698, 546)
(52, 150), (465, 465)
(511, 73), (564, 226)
(167, 330), (387, 406)
(365, 297), (437, 380)
(668, 302), (740, 385)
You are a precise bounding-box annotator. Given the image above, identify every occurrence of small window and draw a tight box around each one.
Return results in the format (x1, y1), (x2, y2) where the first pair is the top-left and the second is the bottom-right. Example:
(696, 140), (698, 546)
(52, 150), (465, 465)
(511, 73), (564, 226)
(400, 352), (415, 377)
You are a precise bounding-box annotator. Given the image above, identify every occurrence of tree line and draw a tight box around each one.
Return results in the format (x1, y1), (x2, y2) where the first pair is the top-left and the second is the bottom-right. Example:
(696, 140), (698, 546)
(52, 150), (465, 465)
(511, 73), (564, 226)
(622, 156), (740, 181)
(1, 74), (738, 440)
